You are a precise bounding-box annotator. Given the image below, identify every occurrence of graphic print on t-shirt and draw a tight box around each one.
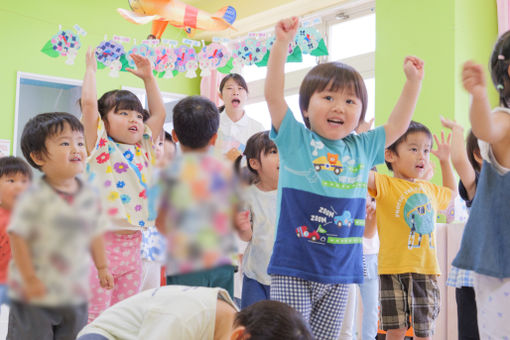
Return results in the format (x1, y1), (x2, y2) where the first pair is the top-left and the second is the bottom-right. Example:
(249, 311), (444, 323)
(399, 192), (434, 249)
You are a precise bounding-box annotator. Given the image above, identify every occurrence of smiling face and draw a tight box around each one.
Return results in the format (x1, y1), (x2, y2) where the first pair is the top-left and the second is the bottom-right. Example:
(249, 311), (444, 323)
(303, 87), (363, 140)
(104, 108), (145, 145)
(219, 78), (248, 115)
(31, 122), (87, 181)
(386, 131), (432, 181)
(0, 173), (30, 210)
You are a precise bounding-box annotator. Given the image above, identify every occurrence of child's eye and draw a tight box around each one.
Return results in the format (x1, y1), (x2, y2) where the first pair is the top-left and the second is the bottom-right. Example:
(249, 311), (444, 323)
(346, 99), (355, 104)
(137, 114), (143, 119)
(324, 96), (333, 101)
(78, 142), (85, 147)
(424, 149), (430, 154)
(119, 111), (128, 116)
(410, 147), (417, 152)
(61, 142), (70, 146)
(7, 179), (14, 183)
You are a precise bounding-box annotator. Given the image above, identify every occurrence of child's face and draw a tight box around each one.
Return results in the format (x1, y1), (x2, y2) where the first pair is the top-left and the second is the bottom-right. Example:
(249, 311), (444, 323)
(303, 87), (362, 140)
(153, 135), (165, 161)
(0, 173), (30, 210)
(251, 147), (279, 190)
(105, 108), (144, 145)
(33, 123), (87, 180)
(220, 79), (248, 112)
(387, 132), (432, 181)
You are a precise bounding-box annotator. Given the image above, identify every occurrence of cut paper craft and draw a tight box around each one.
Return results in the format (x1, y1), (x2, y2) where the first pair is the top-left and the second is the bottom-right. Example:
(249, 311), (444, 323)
(185, 60), (198, 78)
(198, 42), (230, 77)
(174, 45), (196, 73)
(127, 44), (157, 68)
(117, 0), (237, 38)
(232, 38), (266, 66)
(310, 38), (328, 57)
(154, 46), (177, 74)
(41, 30), (81, 64)
(265, 36), (296, 56)
(95, 40), (125, 66)
(294, 27), (321, 54)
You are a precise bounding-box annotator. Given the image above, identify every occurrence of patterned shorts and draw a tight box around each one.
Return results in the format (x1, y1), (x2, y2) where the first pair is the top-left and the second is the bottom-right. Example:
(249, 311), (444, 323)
(379, 273), (440, 338)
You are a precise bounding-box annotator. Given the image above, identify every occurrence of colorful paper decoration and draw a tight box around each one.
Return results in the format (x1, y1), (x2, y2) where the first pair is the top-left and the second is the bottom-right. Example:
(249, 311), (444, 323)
(174, 45), (197, 75)
(117, 0), (237, 38)
(154, 46), (177, 78)
(294, 27), (321, 54)
(265, 36), (296, 56)
(198, 43), (231, 77)
(232, 38), (267, 66)
(127, 44), (157, 68)
(41, 30), (81, 65)
(95, 40), (125, 66)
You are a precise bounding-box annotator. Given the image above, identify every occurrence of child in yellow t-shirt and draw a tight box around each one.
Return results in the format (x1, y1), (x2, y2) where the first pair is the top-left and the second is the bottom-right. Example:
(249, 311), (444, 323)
(367, 121), (455, 340)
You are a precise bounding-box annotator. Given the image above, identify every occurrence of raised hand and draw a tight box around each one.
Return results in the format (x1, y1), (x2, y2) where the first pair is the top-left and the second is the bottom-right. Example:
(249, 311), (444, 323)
(431, 131), (452, 162)
(275, 17), (299, 44)
(403, 56), (425, 82)
(462, 61), (487, 98)
(355, 117), (375, 134)
(85, 46), (97, 73)
(126, 54), (154, 81)
(440, 116), (464, 133)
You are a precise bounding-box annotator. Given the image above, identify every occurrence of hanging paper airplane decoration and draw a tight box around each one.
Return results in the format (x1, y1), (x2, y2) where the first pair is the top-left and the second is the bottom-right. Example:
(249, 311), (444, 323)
(117, 0), (237, 38)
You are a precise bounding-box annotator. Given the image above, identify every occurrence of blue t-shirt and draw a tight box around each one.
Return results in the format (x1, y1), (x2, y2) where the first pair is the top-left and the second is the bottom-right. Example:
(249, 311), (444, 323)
(268, 108), (386, 284)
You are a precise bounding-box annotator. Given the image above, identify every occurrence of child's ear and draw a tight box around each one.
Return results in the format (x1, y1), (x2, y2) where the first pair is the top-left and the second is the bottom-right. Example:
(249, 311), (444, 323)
(384, 149), (396, 164)
(249, 158), (260, 171)
(30, 151), (45, 167)
(229, 326), (247, 340)
(209, 133), (218, 146)
(171, 130), (179, 144)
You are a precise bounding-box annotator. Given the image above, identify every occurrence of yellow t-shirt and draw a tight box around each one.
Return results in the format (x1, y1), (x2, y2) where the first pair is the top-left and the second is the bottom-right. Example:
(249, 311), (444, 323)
(369, 173), (452, 275)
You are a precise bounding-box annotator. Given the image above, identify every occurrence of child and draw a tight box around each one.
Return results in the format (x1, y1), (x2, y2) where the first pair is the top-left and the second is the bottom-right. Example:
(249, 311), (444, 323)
(76, 285), (314, 340)
(233, 131), (279, 309)
(440, 118), (481, 340)
(367, 121), (455, 339)
(217, 73), (264, 161)
(452, 31), (510, 338)
(264, 17), (424, 339)
(0, 157), (31, 309)
(140, 131), (168, 291)
(81, 47), (166, 321)
(7, 112), (113, 340)
(156, 131), (176, 168)
(156, 95), (238, 298)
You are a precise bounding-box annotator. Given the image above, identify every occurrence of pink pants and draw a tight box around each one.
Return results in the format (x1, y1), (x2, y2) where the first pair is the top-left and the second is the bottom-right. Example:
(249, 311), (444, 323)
(88, 231), (142, 323)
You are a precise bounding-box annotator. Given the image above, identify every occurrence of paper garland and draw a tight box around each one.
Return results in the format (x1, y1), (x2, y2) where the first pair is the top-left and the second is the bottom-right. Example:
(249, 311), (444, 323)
(41, 25), (328, 78)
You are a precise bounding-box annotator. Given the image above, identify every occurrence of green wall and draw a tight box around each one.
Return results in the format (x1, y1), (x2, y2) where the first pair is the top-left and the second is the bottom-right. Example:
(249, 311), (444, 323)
(376, 0), (497, 181)
(0, 0), (201, 151)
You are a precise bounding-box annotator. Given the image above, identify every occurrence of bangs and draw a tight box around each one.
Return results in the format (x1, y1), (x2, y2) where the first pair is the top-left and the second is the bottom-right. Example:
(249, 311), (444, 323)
(98, 90), (148, 120)
(48, 115), (84, 136)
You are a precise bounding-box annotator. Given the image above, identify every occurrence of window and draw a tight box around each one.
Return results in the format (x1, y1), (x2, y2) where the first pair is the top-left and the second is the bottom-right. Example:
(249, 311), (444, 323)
(244, 1), (376, 131)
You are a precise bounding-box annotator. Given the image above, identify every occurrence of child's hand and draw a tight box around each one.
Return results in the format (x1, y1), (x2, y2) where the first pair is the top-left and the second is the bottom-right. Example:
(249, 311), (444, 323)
(365, 198), (376, 224)
(85, 46), (97, 73)
(462, 60), (487, 98)
(234, 210), (251, 233)
(403, 56), (424, 82)
(440, 116), (464, 133)
(355, 117), (375, 134)
(126, 54), (154, 81)
(431, 131), (452, 162)
(98, 267), (114, 290)
(25, 275), (46, 300)
(420, 161), (435, 181)
(275, 17), (299, 44)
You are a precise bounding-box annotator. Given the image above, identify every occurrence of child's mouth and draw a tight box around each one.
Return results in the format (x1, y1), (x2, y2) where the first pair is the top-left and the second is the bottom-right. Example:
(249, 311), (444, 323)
(70, 157), (82, 162)
(129, 126), (138, 132)
(327, 118), (344, 126)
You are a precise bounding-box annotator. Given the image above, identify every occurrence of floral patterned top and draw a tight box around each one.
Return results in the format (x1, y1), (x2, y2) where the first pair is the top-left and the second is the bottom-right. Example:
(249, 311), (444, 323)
(86, 118), (155, 231)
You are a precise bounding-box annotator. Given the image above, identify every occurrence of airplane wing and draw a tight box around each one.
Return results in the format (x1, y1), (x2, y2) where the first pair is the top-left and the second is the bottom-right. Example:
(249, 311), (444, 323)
(117, 8), (160, 25)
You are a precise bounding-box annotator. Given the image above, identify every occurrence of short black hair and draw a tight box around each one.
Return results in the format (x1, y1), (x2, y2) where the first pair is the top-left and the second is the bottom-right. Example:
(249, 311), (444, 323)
(21, 112), (84, 170)
(0, 156), (32, 180)
(385, 120), (433, 171)
(172, 96), (219, 149)
(466, 130), (481, 173)
(97, 90), (150, 122)
(234, 300), (314, 340)
(299, 62), (367, 129)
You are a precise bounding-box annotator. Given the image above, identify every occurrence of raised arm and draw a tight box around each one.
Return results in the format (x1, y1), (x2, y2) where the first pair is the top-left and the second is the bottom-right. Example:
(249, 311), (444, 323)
(440, 117), (477, 200)
(264, 17), (299, 131)
(383, 56), (424, 147)
(81, 47), (101, 154)
(127, 54), (166, 139)
(431, 131), (457, 193)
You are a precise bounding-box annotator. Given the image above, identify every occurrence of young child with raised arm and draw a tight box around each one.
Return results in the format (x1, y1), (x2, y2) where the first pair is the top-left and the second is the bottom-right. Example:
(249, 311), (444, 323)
(367, 121), (455, 339)
(0, 157), (31, 310)
(156, 95), (238, 298)
(81, 47), (166, 321)
(264, 16), (423, 339)
(452, 31), (510, 338)
(7, 113), (113, 340)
